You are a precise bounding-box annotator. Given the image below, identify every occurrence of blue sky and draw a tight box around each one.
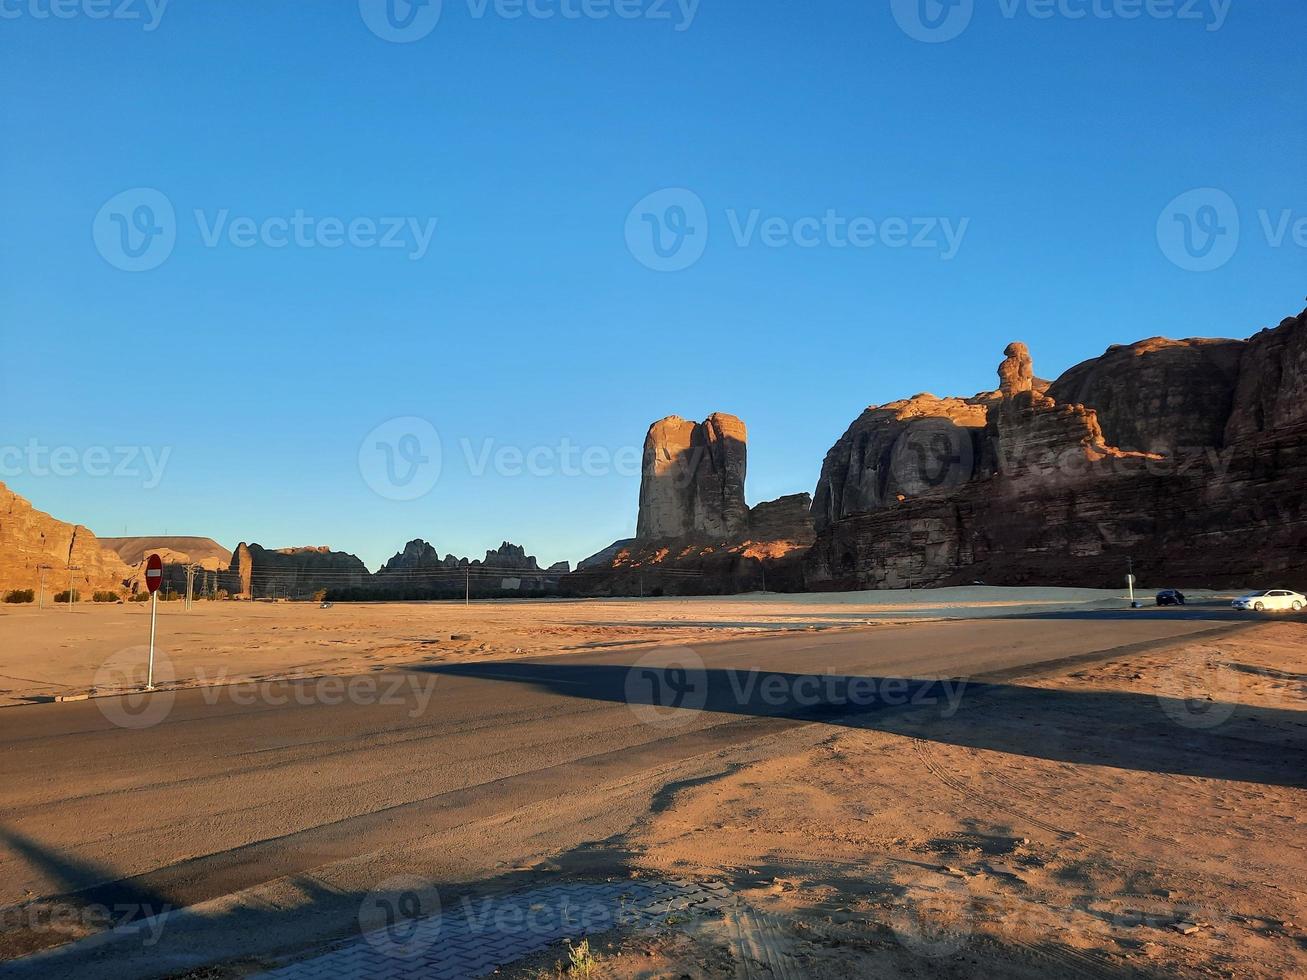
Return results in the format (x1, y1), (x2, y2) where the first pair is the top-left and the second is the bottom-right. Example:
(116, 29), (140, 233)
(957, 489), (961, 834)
(2, 0), (1303, 569)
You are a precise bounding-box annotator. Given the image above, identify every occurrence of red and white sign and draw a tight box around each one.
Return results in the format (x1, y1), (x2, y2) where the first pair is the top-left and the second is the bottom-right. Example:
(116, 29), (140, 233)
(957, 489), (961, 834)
(145, 554), (164, 594)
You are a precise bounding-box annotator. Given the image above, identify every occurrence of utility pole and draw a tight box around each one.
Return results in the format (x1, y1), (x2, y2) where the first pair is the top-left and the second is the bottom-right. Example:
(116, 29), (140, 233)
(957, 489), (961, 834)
(465, 567), (470, 607)
(66, 565), (81, 611)
(184, 564), (196, 611)
(37, 565), (50, 610)
(760, 561), (767, 594)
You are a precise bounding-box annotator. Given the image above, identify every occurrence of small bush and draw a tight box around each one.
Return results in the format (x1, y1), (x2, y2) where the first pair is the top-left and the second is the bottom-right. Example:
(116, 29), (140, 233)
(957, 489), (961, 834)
(4, 590), (35, 604)
(53, 590), (80, 604)
(130, 591), (151, 602)
(93, 591), (121, 603)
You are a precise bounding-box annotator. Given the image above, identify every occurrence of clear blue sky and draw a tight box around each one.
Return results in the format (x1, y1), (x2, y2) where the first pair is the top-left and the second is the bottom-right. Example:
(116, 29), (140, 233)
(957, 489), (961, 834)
(2, 0), (1303, 570)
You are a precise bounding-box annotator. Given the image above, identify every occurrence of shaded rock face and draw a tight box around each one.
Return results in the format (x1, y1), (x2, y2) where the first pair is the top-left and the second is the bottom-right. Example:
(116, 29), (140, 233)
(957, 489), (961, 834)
(806, 311), (1307, 591)
(367, 539), (569, 599)
(0, 482), (132, 595)
(637, 413), (748, 541)
(746, 493), (816, 546)
(226, 543), (370, 599)
(811, 395), (990, 532)
(1047, 337), (1245, 453)
(1225, 310), (1307, 441)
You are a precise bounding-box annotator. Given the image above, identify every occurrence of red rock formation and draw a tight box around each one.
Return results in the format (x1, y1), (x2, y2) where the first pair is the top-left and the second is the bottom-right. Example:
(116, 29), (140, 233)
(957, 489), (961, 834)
(1224, 310), (1307, 441)
(637, 413), (749, 541)
(0, 482), (133, 595)
(1047, 337), (1245, 453)
(812, 395), (990, 531)
(806, 311), (1307, 591)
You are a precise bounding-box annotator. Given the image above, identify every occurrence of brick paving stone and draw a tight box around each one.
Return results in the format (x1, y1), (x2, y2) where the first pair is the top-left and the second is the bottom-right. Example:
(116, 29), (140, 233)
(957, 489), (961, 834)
(256, 879), (729, 980)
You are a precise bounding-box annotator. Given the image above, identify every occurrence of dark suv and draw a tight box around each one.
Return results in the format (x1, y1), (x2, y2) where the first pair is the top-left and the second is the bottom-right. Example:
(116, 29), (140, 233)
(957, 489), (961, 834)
(1156, 589), (1186, 606)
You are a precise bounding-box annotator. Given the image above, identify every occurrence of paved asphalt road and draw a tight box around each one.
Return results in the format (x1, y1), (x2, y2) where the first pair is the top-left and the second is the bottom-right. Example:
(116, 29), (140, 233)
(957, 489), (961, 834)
(0, 609), (1260, 977)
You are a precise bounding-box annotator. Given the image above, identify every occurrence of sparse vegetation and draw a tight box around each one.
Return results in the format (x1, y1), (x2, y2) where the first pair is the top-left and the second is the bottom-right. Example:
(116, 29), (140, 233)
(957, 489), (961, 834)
(130, 592), (151, 602)
(92, 591), (121, 603)
(53, 590), (80, 604)
(3, 590), (35, 604)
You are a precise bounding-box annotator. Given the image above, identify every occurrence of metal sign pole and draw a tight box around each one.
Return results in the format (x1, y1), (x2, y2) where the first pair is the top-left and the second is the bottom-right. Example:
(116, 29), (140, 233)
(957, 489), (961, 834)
(147, 590), (158, 690)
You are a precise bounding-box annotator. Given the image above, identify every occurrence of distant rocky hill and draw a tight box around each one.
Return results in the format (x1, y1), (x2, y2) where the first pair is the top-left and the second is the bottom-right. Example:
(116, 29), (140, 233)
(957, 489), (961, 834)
(0, 483), (133, 596)
(805, 309), (1307, 591)
(99, 536), (232, 569)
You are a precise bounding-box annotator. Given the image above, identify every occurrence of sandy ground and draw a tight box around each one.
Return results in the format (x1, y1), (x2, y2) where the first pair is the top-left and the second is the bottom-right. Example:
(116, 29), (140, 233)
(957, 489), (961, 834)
(501, 621), (1307, 979)
(0, 587), (1169, 706)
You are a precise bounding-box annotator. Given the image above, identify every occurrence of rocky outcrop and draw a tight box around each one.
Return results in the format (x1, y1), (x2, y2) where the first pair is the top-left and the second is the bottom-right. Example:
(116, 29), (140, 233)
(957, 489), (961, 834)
(811, 395), (990, 532)
(100, 536), (232, 570)
(1224, 310), (1307, 441)
(1047, 337), (1245, 453)
(226, 543), (370, 599)
(0, 482), (133, 596)
(806, 312), (1307, 591)
(746, 493), (816, 546)
(637, 413), (749, 541)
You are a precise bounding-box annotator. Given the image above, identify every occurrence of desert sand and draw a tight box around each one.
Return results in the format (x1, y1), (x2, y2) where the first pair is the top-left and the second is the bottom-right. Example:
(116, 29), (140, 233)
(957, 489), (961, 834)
(0, 586), (1167, 706)
(503, 622), (1307, 979)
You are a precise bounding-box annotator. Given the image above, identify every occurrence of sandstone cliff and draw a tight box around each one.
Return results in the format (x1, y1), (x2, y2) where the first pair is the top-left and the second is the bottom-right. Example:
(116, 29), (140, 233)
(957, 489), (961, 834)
(1224, 310), (1307, 441)
(806, 309), (1307, 591)
(226, 543), (370, 599)
(637, 413), (749, 541)
(1047, 337), (1245, 453)
(811, 395), (990, 532)
(0, 482), (133, 596)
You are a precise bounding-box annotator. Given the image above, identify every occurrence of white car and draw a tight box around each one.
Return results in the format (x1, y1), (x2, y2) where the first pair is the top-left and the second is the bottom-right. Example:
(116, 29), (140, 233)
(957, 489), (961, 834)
(1232, 590), (1305, 612)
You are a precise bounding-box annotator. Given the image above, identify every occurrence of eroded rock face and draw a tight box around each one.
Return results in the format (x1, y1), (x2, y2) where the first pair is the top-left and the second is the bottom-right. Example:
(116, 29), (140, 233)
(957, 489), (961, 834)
(637, 413), (748, 541)
(0, 482), (132, 595)
(811, 395), (990, 532)
(1047, 337), (1245, 453)
(806, 316), (1307, 591)
(999, 342), (1034, 396)
(1225, 310), (1307, 441)
(225, 543), (370, 599)
(746, 493), (816, 546)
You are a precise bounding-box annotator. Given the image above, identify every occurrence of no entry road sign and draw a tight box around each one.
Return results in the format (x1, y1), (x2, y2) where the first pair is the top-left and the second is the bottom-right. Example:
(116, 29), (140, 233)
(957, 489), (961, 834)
(145, 554), (164, 594)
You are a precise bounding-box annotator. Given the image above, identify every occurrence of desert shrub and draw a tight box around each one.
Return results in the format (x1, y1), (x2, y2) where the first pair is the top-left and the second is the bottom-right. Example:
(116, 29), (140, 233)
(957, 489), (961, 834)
(4, 590), (35, 604)
(53, 590), (80, 604)
(130, 591), (151, 602)
(93, 591), (121, 603)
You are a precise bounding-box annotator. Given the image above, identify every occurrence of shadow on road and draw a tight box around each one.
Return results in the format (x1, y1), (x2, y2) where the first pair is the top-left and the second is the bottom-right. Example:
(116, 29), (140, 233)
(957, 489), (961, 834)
(422, 660), (1307, 789)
